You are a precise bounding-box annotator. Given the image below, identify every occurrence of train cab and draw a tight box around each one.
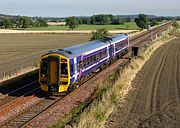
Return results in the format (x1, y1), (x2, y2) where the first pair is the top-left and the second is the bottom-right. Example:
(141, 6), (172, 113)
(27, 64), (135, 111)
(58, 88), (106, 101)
(39, 53), (70, 94)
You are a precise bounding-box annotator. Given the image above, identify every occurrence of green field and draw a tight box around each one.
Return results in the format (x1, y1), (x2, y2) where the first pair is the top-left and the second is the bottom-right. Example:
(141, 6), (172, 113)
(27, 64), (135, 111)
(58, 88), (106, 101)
(26, 22), (138, 31)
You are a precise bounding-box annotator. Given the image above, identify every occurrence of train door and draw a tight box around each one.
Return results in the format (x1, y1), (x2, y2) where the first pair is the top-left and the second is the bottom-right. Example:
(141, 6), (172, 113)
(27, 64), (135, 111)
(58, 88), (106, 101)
(49, 60), (58, 84)
(47, 56), (60, 92)
(109, 45), (114, 58)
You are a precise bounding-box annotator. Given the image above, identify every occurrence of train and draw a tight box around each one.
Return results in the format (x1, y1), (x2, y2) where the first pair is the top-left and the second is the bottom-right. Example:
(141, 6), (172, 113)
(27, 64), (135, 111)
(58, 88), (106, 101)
(39, 34), (129, 94)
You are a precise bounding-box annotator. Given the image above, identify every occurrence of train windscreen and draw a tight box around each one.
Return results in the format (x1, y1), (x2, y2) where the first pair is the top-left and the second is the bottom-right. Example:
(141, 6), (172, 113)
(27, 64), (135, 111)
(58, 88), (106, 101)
(40, 58), (48, 76)
(61, 63), (68, 75)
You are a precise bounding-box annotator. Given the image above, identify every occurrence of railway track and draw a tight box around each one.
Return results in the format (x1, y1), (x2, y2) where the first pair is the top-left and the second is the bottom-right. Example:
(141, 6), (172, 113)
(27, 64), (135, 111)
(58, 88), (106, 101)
(130, 22), (172, 46)
(0, 86), (40, 124)
(0, 81), (39, 107)
(1, 96), (63, 128)
(0, 22), (172, 127)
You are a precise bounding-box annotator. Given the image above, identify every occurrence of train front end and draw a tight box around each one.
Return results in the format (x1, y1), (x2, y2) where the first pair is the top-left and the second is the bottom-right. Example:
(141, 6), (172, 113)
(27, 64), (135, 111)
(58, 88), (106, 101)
(39, 53), (70, 94)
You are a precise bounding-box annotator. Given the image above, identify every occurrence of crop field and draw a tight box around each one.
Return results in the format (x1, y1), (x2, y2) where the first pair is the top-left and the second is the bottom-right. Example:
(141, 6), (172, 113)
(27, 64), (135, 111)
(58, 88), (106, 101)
(0, 34), (91, 79)
(25, 22), (138, 31)
(106, 38), (180, 128)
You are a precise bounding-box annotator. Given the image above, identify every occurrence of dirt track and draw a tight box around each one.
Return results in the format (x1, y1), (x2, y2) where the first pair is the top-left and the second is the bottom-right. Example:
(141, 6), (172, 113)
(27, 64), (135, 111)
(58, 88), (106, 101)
(106, 38), (180, 128)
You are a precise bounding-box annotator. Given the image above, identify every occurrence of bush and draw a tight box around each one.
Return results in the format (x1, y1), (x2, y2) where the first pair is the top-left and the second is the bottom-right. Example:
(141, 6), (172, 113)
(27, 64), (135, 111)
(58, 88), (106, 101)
(90, 28), (109, 41)
(135, 14), (148, 29)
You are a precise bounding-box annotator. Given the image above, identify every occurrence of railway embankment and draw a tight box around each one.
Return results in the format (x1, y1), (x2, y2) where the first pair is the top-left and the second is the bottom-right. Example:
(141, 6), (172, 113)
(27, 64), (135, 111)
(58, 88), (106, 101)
(51, 31), (176, 128)
(0, 69), (38, 100)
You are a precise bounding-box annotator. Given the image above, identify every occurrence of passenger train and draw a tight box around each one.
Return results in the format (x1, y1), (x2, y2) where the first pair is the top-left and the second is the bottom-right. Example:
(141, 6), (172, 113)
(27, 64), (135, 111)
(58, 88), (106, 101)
(39, 34), (129, 94)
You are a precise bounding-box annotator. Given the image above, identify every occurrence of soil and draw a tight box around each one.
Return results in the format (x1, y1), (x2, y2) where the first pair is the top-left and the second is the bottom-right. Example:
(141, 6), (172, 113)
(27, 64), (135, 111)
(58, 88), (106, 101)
(0, 34), (91, 78)
(105, 38), (180, 128)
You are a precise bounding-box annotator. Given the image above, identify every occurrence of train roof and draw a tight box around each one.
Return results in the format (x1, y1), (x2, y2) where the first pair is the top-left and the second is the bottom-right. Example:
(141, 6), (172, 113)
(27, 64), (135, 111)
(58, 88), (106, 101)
(47, 34), (128, 58)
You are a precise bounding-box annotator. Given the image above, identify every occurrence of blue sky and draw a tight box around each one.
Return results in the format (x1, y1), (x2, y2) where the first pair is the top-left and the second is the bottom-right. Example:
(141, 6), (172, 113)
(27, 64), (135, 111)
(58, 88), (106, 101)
(0, 0), (179, 17)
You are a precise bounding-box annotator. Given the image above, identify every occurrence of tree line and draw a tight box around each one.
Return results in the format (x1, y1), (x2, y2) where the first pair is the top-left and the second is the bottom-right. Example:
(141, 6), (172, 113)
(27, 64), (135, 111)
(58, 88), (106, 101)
(0, 17), (48, 29)
(65, 14), (176, 30)
(65, 14), (132, 30)
(77, 14), (131, 25)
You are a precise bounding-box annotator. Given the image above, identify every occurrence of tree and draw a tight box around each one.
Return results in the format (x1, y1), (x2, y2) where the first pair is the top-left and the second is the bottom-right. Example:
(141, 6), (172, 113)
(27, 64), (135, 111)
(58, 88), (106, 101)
(65, 17), (79, 30)
(112, 17), (124, 25)
(149, 19), (158, 27)
(0, 20), (3, 28)
(36, 18), (48, 27)
(90, 16), (96, 25)
(90, 28), (109, 41)
(135, 14), (148, 29)
(83, 17), (91, 24)
(3, 18), (13, 29)
(77, 18), (83, 24)
(18, 17), (30, 29)
(126, 17), (131, 22)
(29, 18), (48, 28)
(172, 20), (179, 29)
(90, 14), (111, 25)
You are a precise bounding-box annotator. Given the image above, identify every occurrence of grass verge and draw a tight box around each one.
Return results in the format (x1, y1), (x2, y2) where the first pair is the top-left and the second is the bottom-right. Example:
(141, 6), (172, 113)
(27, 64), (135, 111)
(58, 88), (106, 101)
(0, 63), (38, 83)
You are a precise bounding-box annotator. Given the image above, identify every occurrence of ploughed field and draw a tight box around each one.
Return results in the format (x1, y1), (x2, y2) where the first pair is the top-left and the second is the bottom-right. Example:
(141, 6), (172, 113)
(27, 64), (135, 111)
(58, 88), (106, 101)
(0, 34), (91, 79)
(106, 38), (180, 128)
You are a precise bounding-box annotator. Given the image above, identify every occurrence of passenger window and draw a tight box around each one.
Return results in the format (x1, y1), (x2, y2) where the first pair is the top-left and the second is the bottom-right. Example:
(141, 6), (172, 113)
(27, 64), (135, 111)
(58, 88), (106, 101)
(90, 56), (93, 63)
(104, 50), (107, 56)
(100, 52), (102, 58)
(94, 55), (96, 62)
(96, 54), (98, 60)
(83, 59), (86, 67)
(87, 58), (90, 65)
(40, 59), (47, 75)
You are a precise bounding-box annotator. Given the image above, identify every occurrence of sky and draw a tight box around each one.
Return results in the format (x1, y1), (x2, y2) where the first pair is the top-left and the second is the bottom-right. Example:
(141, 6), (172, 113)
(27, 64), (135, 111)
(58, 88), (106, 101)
(0, 0), (179, 17)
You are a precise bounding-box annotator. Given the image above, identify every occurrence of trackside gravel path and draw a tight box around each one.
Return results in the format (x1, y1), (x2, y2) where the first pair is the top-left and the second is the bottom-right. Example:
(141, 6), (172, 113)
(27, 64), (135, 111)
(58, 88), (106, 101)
(106, 38), (180, 128)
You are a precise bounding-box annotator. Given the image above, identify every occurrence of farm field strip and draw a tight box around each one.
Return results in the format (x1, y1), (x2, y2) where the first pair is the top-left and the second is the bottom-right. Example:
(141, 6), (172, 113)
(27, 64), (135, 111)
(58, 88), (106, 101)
(105, 38), (180, 128)
(18, 22), (139, 31)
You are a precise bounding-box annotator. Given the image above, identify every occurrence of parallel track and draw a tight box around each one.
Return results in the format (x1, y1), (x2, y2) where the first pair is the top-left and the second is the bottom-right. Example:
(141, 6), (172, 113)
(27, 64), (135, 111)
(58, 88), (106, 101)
(2, 96), (63, 128)
(0, 81), (39, 107)
(0, 86), (40, 125)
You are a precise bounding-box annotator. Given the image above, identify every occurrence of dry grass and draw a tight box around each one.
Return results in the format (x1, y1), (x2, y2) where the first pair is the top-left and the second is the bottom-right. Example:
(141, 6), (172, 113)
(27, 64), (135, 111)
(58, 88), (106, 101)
(0, 64), (38, 83)
(0, 29), (137, 34)
(73, 34), (175, 128)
